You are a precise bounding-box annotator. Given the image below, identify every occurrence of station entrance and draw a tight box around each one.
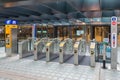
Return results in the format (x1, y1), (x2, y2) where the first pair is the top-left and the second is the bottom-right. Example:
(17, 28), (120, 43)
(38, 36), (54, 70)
(92, 26), (111, 63)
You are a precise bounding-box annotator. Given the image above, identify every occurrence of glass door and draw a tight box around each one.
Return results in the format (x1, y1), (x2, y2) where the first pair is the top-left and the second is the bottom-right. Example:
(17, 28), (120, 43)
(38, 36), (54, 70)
(95, 26), (110, 42)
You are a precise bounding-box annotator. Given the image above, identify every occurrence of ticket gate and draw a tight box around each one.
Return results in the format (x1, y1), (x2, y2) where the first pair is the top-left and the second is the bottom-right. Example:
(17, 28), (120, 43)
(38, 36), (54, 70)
(46, 38), (60, 62)
(18, 38), (33, 59)
(80, 39), (86, 53)
(34, 38), (49, 61)
(74, 40), (86, 65)
(59, 38), (74, 63)
(90, 41), (96, 67)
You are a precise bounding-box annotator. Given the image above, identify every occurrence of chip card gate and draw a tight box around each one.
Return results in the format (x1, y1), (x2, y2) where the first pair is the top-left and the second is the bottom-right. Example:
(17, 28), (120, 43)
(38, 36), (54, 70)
(90, 42), (96, 67)
(5, 24), (18, 56)
(46, 42), (52, 62)
(74, 42), (80, 65)
(34, 38), (49, 61)
(59, 41), (66, 63)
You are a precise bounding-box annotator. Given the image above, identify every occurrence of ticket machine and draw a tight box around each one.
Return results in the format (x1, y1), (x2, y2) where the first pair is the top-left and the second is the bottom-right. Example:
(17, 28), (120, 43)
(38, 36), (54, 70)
(5, 24), (18, 57)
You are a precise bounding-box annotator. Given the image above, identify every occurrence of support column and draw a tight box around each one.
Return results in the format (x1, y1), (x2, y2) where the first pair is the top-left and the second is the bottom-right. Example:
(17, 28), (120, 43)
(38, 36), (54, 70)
(62, 27), (64, 40)
(90, 26), (93, 40)
(32, 24), (36, 50)
(54, 26), (58, 38)
(69, 26), (72, 39)
(111, 16), (117, 69)
(82, 26), (86, 40)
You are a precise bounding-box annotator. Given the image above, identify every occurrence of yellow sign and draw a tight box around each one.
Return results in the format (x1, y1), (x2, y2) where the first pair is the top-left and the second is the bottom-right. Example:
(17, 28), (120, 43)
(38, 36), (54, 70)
(74, 42), (79, 48)
(46, 42), (52, 47)
(74, 44), (79, 48)
(59, 42), (65, 47)
(5, 25), (18, 48)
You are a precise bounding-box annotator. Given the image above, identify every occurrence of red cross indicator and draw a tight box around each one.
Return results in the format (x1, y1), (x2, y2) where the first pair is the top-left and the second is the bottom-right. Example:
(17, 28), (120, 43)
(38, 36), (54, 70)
(112, 21), (116, 25)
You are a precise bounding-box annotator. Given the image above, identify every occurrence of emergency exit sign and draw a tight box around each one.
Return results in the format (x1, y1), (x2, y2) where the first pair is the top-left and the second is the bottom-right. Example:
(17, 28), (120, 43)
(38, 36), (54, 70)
(111, 16), (117, 48)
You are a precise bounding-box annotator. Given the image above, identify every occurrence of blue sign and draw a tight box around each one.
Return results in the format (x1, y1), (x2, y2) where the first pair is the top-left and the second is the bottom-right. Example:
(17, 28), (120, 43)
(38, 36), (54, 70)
(32, 24), (37, 40)
(112, 17), (117, 21)
(5, 20), (17, 25)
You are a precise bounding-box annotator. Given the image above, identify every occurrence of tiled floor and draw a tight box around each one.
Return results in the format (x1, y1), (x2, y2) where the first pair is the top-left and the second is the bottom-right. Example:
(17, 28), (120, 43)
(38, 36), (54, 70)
(0, 47), (120, 80)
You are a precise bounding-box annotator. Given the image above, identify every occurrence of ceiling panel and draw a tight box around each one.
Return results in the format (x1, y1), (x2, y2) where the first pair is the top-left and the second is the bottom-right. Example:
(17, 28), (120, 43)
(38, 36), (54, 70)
(83, 11), (101, 18)
(0, 0), (119, 25)
(82, 0), (100, 11)
(102, 11), (115, 17)
(101, 0), (120, 10)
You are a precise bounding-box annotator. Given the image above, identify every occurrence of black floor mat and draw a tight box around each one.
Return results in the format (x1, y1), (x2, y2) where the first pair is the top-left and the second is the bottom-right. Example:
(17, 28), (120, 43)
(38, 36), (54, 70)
(63, 54), (74, 63)
(60, 55), (90, 66)
(37, 53), (46, 60)
(50, 54), (59, 61)
(78, 56), (90, 66)
(23, 52), (91, 66)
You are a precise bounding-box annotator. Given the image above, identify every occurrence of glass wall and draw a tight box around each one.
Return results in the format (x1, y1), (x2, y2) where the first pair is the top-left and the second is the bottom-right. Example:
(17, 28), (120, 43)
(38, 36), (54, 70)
(94, 26), (110, 42)
(118, 25), (120, 46)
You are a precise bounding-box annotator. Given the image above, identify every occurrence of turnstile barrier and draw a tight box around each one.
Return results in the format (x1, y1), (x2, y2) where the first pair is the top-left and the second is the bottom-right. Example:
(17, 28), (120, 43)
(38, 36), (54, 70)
(46, 38), (60, 62)
(80, 39), (86, 54)
(18, 39), (33, 59)
(73, 40), (87, 65)
(59, 38), (74, 63)
(90, 41), (96, 67)
(34, 38), (49, 60)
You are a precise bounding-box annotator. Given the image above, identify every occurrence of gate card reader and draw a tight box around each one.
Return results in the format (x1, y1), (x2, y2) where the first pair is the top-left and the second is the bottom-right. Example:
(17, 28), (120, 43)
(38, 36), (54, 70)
(59, 41), (66, 63)
(90, 42), (96, 67)
(34, 38), (49, 61)
(46, 42), (52, 62)
(74, 42), (80, 65)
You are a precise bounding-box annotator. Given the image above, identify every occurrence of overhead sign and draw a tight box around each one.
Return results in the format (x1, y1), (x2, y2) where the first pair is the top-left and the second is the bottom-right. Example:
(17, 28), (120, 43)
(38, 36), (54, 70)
(111, 16), (117, 32)
(111, 16), (117, 48)
(5, 20), (17, 25)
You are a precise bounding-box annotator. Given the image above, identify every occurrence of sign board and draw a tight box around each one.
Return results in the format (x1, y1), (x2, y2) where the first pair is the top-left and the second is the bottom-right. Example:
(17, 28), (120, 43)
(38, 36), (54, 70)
(111, 33), (117, 48)
(76, 30), (84, 36)
(103, 38), (109, 43)
(111, 16), (117, 48)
